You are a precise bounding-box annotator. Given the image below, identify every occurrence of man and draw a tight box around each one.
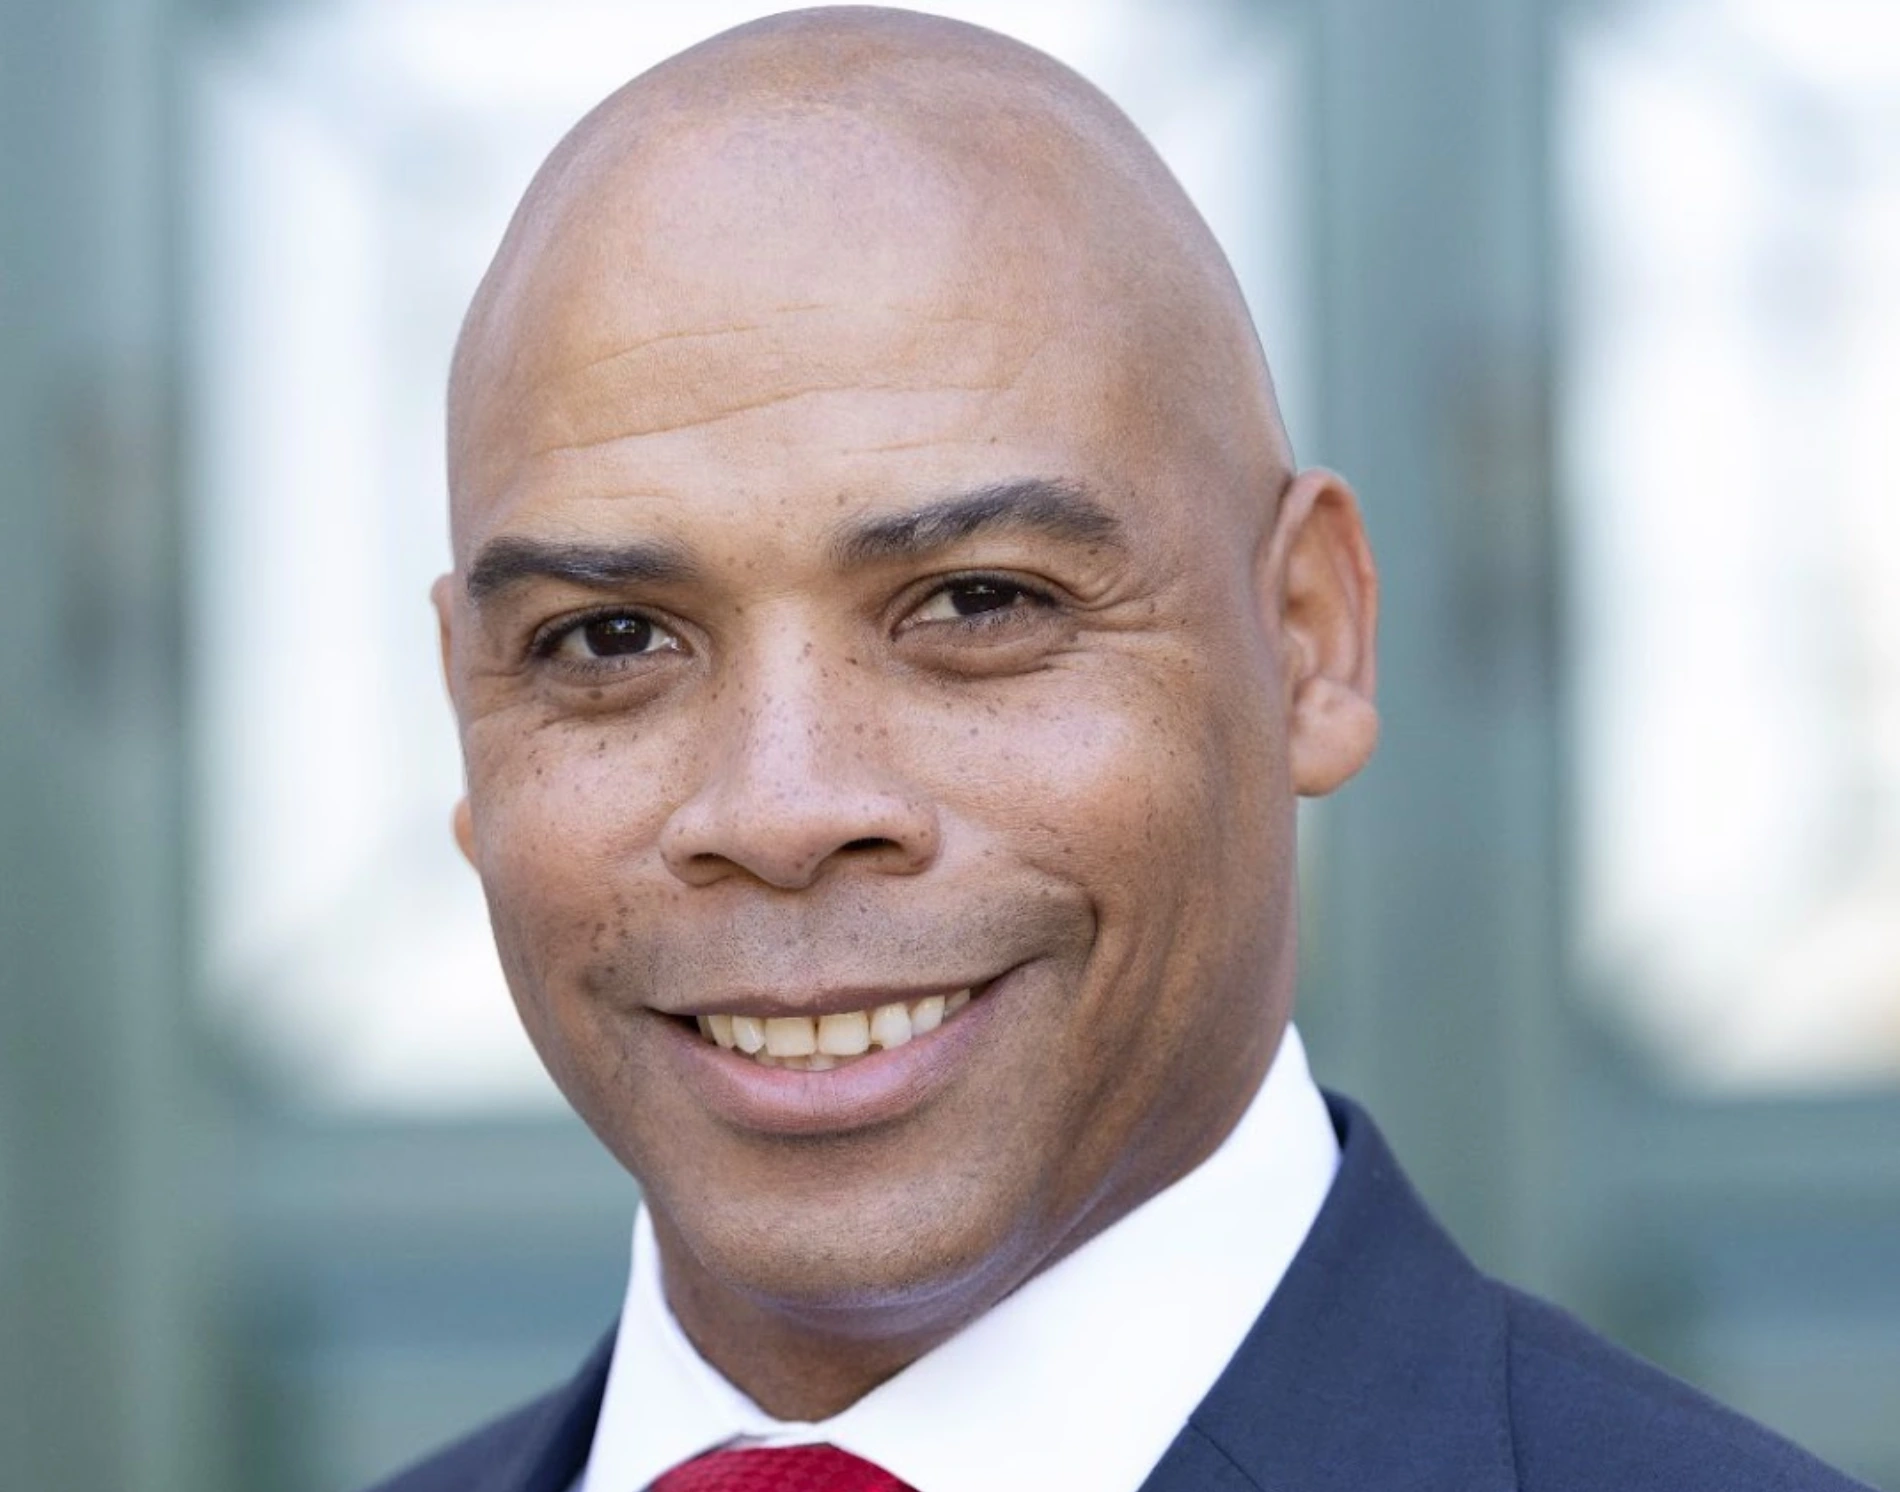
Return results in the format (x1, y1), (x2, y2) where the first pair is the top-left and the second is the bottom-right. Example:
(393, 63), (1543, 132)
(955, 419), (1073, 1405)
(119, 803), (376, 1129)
(377, 9), (1866, 1491)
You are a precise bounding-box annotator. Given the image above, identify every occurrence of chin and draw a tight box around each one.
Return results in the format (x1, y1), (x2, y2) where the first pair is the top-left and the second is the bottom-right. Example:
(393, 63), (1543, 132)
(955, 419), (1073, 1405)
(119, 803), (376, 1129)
(647, 1150), (1044, 1333)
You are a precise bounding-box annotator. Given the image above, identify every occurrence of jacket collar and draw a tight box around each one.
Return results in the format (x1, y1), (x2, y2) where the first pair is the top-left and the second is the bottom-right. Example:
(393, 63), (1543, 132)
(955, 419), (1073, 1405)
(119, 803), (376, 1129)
(1140, 1095), (1517, 1492)
(476, 1330), (614, 1492)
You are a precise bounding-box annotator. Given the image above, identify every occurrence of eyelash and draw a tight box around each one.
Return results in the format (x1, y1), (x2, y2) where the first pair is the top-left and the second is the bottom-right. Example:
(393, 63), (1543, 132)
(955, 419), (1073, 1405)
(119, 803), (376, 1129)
(527, 605), (679, 663)
(902, 572), (1059, 627)
(526, 572), (1061, 668)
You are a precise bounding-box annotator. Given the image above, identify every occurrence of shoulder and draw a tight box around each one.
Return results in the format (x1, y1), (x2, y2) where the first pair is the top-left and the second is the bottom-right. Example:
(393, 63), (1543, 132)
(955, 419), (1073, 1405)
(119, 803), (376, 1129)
(359, 1330), (613, 1492)
(1184, 1095), (1873, 1492)
(1501, 1286), (1871, 1492)
(360, 1393), (558, 1492)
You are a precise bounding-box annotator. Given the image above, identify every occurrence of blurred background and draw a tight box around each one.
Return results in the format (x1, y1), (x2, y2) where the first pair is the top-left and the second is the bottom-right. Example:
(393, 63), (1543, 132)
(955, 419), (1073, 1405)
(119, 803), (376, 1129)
(2, 0), (1897, 1486)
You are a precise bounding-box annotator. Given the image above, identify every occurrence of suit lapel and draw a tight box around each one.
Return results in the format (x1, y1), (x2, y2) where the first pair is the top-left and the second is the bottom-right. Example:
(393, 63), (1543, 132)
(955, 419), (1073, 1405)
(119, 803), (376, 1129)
(1139, 1097), (1518, 1492)
(476, 1329), (615, 1492)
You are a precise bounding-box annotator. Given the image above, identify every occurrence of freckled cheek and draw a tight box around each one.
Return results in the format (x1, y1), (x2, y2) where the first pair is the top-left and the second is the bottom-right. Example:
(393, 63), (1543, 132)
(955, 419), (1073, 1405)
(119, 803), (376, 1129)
(928, 679), (1229, 886)
(469, 709), (695, 834)
(461, 718), (697, 980)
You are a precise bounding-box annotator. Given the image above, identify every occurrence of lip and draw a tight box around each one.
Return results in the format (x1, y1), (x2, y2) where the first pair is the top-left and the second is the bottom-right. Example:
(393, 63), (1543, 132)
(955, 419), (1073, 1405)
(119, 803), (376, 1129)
(656, 970), (1013, 1136)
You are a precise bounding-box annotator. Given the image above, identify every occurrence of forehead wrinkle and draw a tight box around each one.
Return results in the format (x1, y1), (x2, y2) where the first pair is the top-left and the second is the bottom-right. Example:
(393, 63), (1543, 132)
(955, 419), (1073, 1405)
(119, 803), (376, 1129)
(524, 306), (1047, 460)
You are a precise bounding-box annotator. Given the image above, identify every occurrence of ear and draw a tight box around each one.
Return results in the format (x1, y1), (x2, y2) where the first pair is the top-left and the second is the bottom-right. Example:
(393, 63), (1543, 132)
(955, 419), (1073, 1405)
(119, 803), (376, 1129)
(432, 572), (479, 869)
(1259, 467), (1379, 796)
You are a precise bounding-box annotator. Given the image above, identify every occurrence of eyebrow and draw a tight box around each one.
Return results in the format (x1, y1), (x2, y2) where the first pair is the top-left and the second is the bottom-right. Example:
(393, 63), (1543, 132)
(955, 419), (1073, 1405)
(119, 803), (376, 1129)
(831, 478), (1125, 566)
(465, 536), (698, 605)
(463, 478), (1123, 606)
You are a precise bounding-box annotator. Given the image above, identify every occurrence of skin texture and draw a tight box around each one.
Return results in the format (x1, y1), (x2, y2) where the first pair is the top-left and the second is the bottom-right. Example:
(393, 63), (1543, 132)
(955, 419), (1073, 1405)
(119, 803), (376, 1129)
(436, 7), (1379, 1419)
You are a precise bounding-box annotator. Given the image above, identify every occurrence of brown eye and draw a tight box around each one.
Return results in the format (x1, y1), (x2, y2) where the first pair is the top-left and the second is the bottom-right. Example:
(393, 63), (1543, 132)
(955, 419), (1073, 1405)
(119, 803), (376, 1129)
(911, 577), (1046, 624)
(547, 612), (681, 661)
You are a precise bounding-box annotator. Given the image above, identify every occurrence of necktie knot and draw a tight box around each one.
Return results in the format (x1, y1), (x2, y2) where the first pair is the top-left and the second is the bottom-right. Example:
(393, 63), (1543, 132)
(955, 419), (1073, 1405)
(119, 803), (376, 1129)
(650, 1443), (916, 1492)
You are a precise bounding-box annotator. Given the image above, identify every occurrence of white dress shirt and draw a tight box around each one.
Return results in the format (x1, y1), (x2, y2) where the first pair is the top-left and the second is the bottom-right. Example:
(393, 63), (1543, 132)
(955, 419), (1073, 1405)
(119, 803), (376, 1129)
(577, 1024), (1338, 1492)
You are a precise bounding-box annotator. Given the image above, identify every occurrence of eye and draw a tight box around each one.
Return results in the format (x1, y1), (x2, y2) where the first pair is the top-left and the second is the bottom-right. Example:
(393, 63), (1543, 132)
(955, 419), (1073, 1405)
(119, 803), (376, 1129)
(538, 610), (683, 662)
(908, 576), (1050, 625)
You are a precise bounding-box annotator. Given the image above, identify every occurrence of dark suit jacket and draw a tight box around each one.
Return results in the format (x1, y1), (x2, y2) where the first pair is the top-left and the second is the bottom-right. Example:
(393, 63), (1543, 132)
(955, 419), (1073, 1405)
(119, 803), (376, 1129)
(367, 1098), (1869, 1491)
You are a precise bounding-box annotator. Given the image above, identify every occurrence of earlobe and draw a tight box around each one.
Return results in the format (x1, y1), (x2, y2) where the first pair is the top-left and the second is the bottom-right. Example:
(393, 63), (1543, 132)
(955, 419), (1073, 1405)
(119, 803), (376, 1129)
(1262, 468), (1381, 797)
(1289, 679), (1380, 795)
(452, 797), (477, 866)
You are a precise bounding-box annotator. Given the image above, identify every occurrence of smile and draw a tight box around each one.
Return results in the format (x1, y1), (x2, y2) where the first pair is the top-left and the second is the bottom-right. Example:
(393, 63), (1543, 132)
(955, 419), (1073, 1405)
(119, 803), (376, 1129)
(693, 988), (975, 1071)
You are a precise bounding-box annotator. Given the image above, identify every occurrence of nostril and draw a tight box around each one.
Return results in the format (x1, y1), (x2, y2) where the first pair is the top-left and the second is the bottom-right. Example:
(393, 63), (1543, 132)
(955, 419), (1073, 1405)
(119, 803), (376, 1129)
(660, 789), (939, 889)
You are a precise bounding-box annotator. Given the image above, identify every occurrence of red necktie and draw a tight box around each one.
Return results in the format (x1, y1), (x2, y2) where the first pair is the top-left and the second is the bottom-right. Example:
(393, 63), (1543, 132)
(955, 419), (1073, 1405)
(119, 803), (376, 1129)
(650, 1443), (917, 1492)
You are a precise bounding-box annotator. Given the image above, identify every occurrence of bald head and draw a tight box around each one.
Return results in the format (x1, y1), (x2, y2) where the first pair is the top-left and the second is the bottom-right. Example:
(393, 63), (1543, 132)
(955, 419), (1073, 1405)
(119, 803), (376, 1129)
(447, 6), (1291, 543)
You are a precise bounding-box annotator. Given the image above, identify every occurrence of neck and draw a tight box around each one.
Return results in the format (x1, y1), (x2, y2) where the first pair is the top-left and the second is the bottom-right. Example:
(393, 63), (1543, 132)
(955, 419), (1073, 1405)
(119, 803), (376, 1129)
(653, 1217), (983, 1420)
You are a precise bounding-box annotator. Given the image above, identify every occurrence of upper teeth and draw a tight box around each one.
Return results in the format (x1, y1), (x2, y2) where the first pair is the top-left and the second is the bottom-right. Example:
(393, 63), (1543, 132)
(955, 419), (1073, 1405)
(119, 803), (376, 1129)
(696, 989), (973, 1070)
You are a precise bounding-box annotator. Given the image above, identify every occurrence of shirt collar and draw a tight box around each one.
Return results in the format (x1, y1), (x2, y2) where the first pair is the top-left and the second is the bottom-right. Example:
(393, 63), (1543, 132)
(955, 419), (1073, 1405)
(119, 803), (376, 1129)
(580, 1024), (1338, 1492)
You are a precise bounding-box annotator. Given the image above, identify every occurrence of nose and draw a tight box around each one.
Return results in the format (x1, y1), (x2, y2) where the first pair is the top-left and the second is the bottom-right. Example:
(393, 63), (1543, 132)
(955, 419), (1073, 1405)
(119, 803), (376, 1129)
(658, 652), (940, 891)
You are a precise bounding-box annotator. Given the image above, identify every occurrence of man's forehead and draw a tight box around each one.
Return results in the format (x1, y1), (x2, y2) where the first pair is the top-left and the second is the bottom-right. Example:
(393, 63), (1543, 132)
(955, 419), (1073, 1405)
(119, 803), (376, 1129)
(453, 120), (1141, 539)
(462, 348), (1138, 581)
(447, 7), (1291, 550)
